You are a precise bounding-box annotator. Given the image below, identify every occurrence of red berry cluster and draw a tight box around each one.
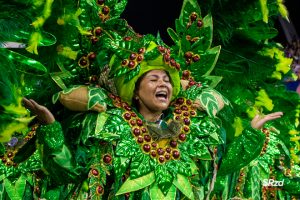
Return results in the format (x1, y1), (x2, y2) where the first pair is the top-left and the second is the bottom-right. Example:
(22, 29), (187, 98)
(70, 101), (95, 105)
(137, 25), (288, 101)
(78, 52), (97, 69)
(260, 128), (270, 156)
(109, 93), (196, 163)
(186, 35), (200, 44)
(235, 170), (246, 193)
(157, 46), (180, 70)
(181, 70), (202, 89)
(184, 51), (200, 65)
(172, 97), (197, 138)
(88, 165), (105, 197)
(262, 167), (277, 199)
(88, 75), (99, 85)
(96, 0), (110, 22)
(96, 185), (104, 195)
(90, 27), (103, 44)
(121, 47), (145, 69)
(279, 156), (293, 177)
(187, 12), (204, 29)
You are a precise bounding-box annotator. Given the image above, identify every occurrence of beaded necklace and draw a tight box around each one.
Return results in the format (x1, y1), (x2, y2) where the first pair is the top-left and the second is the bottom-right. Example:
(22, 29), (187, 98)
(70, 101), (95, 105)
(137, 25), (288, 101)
(109, 93), (197, 164)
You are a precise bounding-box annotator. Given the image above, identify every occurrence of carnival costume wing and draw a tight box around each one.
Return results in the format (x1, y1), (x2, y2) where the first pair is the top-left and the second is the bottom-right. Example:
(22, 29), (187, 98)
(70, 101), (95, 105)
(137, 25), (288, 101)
(192, 1), (300, 199)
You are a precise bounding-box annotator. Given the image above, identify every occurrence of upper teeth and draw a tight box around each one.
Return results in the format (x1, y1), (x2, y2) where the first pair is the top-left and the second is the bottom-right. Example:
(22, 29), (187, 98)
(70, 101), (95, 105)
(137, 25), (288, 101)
(157, 91), (167, 95)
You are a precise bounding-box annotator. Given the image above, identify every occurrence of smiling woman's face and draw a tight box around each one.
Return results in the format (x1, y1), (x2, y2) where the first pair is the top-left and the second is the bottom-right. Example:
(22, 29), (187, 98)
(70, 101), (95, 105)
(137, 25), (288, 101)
(136, 70), (173, 115)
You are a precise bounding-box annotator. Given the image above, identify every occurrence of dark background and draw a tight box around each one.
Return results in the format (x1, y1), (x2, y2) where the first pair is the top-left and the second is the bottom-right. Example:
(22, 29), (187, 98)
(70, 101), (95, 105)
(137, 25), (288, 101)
(121, 0), (299, 46)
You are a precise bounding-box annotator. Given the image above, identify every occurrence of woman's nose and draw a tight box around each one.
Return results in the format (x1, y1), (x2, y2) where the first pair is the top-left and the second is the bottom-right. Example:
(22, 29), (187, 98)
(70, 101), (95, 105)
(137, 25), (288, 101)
(157, 79), (167, 87)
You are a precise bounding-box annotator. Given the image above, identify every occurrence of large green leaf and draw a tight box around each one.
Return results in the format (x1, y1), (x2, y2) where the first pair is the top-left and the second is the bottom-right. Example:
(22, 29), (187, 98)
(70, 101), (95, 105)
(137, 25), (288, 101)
(116, 172), (155, 195)
(111, 0), (127, 18)
(167, 28), (179, 44)
(180, 0), (201, 25)
(124, 65), (141, 83)
(155, 164), (175, 195)
(95, 112), (109, 135)
(130, 153), (152, 179)
(173, 174), (195, 200)
(188, 141), (212, 160)
(189, 14), (213, 52)
(250, 166), (261, 200)
(190, 45), (221, 80)
(115, 137), (137, 157)
(201, 13), (213, 50)
(175, 159), (192, 177)
(0, 48), (47, 75)
(114, 156), (131, 180)
(50, 71), (72, 90)
(53, 144), (73, 170)
(4, 174), (27, 200)
(235, 27), (278, 41)
(81, 113), (97, 142)
(150, 182), (176, 200)
(202, 75), (223, 88)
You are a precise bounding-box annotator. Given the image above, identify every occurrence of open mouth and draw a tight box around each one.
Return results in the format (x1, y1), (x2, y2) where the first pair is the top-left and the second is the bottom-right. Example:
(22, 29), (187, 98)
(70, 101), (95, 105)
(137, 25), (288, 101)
(155, 91), (168, 101)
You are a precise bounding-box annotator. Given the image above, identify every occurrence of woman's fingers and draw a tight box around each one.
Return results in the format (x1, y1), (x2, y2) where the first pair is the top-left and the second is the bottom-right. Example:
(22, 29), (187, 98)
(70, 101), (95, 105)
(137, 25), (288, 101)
(22, 98), (36, 112)
(263, 112), (283, 122)
(22, 98), (55, 124)
(251, 112), (283, 130)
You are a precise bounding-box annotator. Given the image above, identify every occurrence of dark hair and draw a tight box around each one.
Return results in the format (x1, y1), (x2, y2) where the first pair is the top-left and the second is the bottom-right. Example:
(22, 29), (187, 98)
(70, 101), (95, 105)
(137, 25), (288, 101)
(131, 72), (148, 108)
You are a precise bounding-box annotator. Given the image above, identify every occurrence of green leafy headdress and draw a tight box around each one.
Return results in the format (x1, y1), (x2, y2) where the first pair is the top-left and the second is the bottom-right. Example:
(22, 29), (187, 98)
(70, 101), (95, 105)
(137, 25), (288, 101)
(108, 36), (181, 104)
(48, 0), (222, 104)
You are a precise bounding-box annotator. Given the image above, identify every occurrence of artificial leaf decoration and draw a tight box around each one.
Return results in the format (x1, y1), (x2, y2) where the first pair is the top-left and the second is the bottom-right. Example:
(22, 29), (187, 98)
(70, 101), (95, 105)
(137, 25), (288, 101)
(235, 27), (278, 41)
(115, 137), (138, 157)
(254, 89), (274, 112)
(88, 86), (108, 110)
(189, 14), (213, 52)
(50, 71), (73, 90)
(259, 0), (269, 23)
(26, 32), (42, 55)
(175, 159), (193, 177)
(179, 0), (201, 29)
(277, 0), (289, 20)
(250, 166), (261, 200)
(150, 182), (176, 200)
(1, 48), (47, 75)
(113, 156), (131, 180)
(168, 0), (220, 84)
(0, 88), (34, 142)
(116, 172), (155, 195)
(4, 175), (27, 200)
(190, 46), (221, 81)
(203, 75), (223, 88)
(53, 145), (73, 170)
(188, 141), (212, 160)
(155, 164), (175, 195)
(95, 112), (109, 135)
(167, 27), (179, 44)
(52, 85), (82, 103)
(173, 173), (195, 200)
(80, 113), (98, 142)
(196, 89), (220, 118)
(130, 153), (152, 179)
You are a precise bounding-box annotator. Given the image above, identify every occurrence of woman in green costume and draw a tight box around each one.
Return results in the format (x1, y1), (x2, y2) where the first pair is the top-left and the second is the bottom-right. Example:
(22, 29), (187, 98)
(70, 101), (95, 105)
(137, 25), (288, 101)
(22, 37), (283, 199)
(0, 0), (293, 199)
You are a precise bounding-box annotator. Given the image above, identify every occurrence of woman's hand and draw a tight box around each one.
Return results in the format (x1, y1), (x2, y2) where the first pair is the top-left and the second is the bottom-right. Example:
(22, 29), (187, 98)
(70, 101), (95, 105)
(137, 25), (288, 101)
(23, 98), (55, 125)
(251, 112), (283, 130)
